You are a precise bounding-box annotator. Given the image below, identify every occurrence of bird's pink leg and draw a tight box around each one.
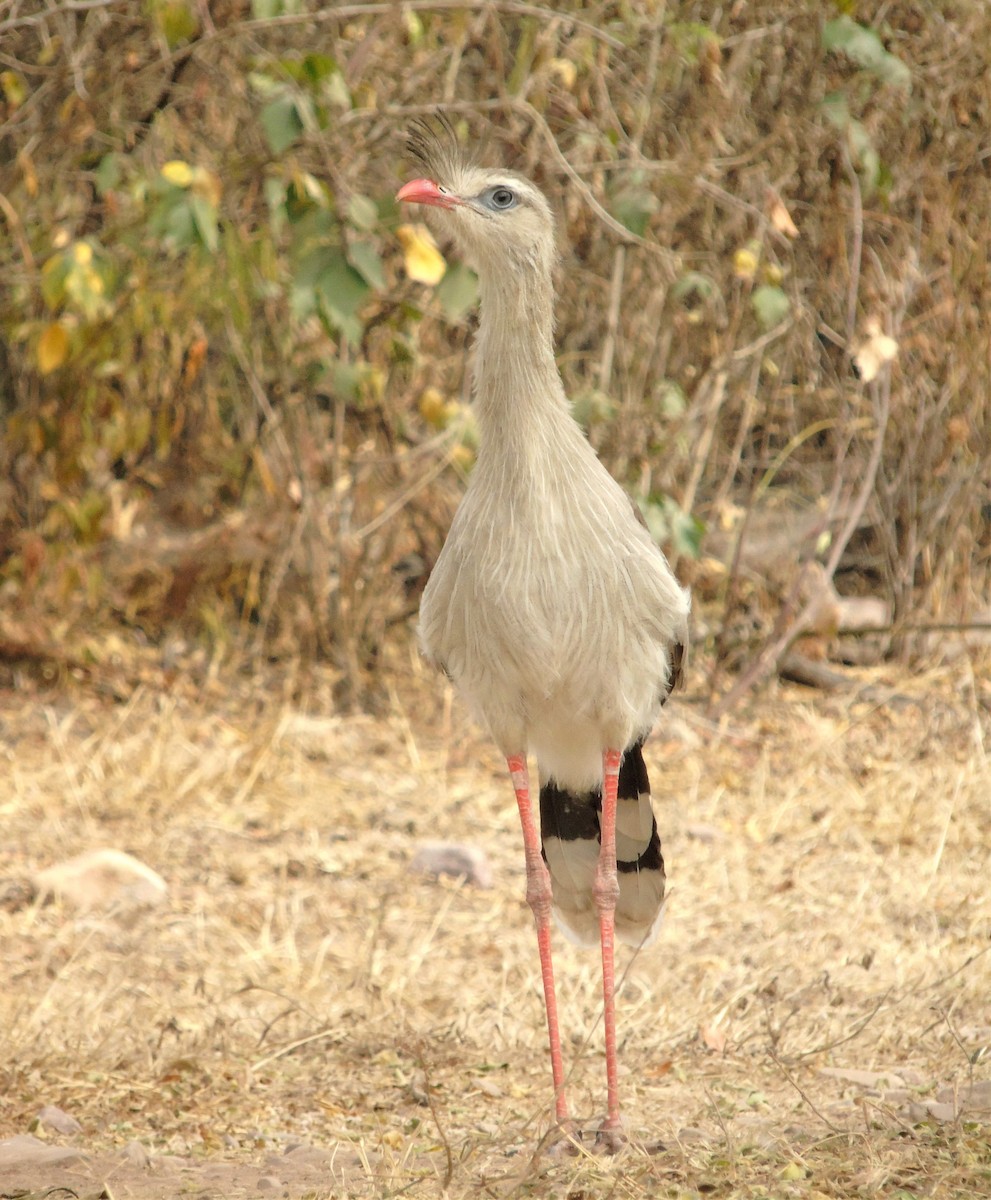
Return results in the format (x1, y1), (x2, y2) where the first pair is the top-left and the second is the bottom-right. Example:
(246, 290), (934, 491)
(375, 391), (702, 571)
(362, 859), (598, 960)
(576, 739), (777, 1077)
(507, 753), (570, 1124)
(594, 748), (625, 1147)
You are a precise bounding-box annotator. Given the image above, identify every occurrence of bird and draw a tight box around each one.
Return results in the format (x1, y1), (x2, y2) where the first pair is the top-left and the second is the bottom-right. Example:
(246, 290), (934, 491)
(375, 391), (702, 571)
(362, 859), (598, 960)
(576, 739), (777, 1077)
(396, 117), (690, 1150)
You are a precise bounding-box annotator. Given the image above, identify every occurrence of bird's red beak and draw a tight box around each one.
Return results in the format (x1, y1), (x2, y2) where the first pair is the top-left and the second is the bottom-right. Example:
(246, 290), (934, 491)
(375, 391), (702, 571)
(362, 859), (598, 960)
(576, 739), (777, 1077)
(396, 178), (460, 209)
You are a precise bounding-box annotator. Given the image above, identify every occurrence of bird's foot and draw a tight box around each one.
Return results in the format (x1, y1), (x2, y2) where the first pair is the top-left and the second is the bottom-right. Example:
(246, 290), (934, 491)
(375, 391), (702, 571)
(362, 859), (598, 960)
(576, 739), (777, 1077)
(543, 1119), (584, 1157)
(592, 1115), (627, 1155)
(542, 1117), (627, 1157)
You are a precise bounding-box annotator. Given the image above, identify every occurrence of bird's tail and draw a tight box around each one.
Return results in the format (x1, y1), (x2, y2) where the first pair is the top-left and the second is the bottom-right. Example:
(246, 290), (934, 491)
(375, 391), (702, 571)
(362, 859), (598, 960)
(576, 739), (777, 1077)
(538, 740), (666, 948)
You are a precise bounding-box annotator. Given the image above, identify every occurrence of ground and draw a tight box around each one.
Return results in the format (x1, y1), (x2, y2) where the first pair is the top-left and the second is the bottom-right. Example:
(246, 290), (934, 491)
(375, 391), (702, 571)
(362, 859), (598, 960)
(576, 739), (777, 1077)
(0, 653), (989, 1199)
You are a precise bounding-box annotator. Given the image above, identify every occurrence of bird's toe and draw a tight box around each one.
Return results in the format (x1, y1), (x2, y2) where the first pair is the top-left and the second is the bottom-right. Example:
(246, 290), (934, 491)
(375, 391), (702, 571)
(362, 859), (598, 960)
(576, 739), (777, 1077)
(592, 1117), (627, 1155)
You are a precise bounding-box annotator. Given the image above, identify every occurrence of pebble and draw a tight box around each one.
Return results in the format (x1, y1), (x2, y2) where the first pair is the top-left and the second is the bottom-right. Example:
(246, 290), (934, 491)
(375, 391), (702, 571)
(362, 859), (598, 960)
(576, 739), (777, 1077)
(35, 1104), (82, 1135)
(0, 1134), (88, 1169)
(409, 841), (493, 888)
(34, 848), (167, 910)
(120, 1139), (151, 1168)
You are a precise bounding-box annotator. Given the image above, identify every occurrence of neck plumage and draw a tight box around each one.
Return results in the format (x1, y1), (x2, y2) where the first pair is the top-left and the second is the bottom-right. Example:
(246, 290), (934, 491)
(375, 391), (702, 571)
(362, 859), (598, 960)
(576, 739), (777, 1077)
(471, 265), (572, 454)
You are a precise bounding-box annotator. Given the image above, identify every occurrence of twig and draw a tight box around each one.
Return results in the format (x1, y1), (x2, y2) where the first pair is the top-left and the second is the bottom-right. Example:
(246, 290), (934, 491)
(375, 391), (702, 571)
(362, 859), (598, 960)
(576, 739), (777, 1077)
(838, 621), (991, 636)
(767, 1042), (843, 1134)
(791, 991), (893, 1060)
(412, 1044), (457, 1189)
(0, 190), (35, 271)
(143, 0), (625, 70)
(598, 245), (625, 393)
(0, 0), (118, 34)
(841, 141), (864, 339)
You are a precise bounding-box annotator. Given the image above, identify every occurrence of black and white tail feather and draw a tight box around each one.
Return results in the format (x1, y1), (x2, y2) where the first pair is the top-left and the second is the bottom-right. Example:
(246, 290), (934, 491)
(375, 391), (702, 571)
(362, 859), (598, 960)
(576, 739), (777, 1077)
(539, 738), (665, 947)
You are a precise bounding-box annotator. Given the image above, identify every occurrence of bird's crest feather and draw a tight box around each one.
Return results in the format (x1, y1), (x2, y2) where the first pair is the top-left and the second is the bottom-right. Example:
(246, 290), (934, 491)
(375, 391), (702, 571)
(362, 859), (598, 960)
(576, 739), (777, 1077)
(406, 114), (476, 186)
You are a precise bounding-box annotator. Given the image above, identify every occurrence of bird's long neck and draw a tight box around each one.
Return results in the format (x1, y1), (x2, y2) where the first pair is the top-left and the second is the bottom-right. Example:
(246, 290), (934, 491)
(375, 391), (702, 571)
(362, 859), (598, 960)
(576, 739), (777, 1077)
(471, 266), (573, 456)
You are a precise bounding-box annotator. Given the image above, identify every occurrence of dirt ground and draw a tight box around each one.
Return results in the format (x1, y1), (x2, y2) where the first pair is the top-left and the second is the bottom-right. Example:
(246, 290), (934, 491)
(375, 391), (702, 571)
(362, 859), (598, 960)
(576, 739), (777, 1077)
(1, 653), (989, 1199)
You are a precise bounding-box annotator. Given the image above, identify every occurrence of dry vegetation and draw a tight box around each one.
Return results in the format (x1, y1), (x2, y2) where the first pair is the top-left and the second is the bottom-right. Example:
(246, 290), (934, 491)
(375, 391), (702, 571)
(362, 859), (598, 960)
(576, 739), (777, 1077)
(1, 656), (990, 1198)
(2, 2), (991, 1197)
(1, 0), (989, 697)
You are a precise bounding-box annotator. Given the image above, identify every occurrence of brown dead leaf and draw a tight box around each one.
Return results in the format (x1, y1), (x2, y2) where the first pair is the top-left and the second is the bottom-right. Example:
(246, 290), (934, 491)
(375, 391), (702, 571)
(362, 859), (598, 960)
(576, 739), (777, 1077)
(700, 1023), (728, 1054)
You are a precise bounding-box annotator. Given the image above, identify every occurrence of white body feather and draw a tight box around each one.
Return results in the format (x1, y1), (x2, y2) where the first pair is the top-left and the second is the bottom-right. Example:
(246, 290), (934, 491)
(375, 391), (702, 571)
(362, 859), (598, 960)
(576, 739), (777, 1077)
(420, 404), (688, 791)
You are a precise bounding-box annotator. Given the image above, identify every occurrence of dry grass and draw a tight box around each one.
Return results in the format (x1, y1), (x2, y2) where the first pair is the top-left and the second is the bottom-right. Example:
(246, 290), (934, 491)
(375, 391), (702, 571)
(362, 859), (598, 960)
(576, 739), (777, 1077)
(1, 654), (989, 1197)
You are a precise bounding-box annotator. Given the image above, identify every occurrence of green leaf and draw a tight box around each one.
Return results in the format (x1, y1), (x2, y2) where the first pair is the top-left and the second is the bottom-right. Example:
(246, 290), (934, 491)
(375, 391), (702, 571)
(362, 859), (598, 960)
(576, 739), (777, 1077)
(301, 53), (339, 85)
(261, 96), (304, 155)
(751, 284), (790, 331)
(252, 0), (304, 14)
(821, 90), (850, 131)
(327, 360), (364, 402)
(325, 70), (351, 110)
(571, 389), (616, 430)
(94, 153), (120, 196)
(151, 0), (199, 48)
(347, 239), (385, 290)
(41, 253), (70, 311)
(848, 119), (881, 193)
(435, 262), (479, 322)
(672, 271), (718, 305)
(188, 194), (219, 253)
(308, 250), (369, 343)
(610, 174), (659, 238)
(638, 496), (705, 558)
(654, 379), (687, 418)
(347, 193), (379, 232)
(823, 16), (910, 88)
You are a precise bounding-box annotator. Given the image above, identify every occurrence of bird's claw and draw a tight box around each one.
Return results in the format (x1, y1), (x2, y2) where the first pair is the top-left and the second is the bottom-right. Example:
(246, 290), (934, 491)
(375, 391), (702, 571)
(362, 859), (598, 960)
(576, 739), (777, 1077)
(593, 1117), (627, 1155)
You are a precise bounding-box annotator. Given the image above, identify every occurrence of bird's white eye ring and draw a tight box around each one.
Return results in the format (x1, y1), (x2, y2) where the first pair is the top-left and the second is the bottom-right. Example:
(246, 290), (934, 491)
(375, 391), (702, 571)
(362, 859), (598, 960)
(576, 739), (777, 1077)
(481, 185), (518, 210)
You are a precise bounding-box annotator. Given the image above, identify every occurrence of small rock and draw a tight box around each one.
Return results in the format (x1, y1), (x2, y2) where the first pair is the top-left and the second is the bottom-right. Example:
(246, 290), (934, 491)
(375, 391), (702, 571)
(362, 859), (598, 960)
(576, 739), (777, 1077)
(676, 1127), (711, 1144)
(0, 1134), (88, 1169)
(836, 595), (890, 632)
(409, 841), (493, 888)
(150, 1153), (188, 1173)
(256, 1175), (283, 1190)
(937, 1080), (991, 1114)
(684, 823), (722, 843)
(282, 1144), (333, 1164)
(120, 1139), (151, 1168)
(909, 1100), (957, 1123)
(34, 848), (167, 911)
(35, 1104), (81, 1136)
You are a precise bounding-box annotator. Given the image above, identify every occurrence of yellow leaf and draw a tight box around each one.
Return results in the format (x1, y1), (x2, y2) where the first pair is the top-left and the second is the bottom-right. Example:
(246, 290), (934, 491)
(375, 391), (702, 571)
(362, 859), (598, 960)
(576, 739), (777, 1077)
(548, 58), (578, 89)
(161, 160), (194, 188)
(396, 223), (446, 285)
(18, 149), (38, 197)
(733, 244), (759, 281)
(418, 386), (450, 427)
(37, 323), (69, 374)
(72, 240), (93, 266)
(0, 70), (27, 110)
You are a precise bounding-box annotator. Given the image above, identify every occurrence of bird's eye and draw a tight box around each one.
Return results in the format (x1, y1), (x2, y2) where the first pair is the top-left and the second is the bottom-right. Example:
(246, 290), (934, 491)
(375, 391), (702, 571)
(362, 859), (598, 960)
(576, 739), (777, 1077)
(482, 186), (518, 211)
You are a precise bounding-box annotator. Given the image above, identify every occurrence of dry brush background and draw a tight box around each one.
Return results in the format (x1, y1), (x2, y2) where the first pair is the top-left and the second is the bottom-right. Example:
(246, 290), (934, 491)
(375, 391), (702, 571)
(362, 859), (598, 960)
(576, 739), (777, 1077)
(1, 1), (990, 1197)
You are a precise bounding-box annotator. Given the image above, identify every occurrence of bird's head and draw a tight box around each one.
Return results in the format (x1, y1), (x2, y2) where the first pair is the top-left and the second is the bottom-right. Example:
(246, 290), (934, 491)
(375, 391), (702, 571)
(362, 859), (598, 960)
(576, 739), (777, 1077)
(396, 118), (556, 282)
